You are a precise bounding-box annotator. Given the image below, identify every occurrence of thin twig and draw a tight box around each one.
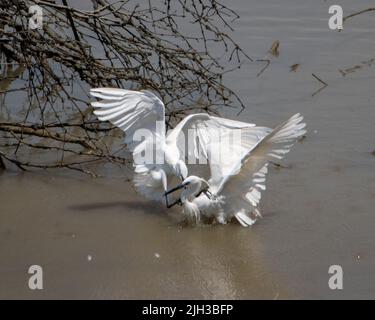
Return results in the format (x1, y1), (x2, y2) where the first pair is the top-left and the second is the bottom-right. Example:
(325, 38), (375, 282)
(256, 59), (270, 77)
(0, 0), (251, 175)
(312, 73), (328, 96)
(343, 8), (375, 23)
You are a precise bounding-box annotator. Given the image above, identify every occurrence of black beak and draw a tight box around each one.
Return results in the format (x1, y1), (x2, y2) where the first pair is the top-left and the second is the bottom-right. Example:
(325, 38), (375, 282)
(164, 182), (189, 209)
(196, 187), (212, 199)
(164, 182), (189, 197)
(166, 198), (182, 208)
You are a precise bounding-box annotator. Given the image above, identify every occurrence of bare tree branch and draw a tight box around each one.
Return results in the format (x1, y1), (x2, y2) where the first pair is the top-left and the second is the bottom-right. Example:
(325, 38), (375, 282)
(344, 8), (375, 23)
(0, 0), (252, 175)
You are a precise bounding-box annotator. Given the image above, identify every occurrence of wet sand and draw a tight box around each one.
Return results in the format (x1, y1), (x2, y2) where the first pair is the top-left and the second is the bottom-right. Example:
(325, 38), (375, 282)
(1, 0), (375, 299)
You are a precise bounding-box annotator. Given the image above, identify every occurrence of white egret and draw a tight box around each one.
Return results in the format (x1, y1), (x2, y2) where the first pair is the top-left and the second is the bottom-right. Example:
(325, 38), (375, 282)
(90, 88), (269, 204)
(164, 113), (306, 226)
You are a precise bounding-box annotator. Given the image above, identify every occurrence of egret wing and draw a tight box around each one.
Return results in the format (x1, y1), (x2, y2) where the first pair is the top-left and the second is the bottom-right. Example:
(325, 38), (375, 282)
(91, 88), (167, 201)
(215, 114), (306, 225)
(166, 113), (271, 181)
(207, 125), (271, 188)
(91, 88), (166, 151)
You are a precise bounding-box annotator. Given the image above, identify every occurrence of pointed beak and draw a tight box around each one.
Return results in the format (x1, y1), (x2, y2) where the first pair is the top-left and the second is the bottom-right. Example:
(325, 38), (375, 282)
(164, 183), (185, 196)
(164, 182), (188, 209)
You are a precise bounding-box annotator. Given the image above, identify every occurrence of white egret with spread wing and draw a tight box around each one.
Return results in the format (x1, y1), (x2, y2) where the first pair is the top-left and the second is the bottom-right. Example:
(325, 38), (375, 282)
(165, 113), (306, 226)
(90, 88), (268, 204)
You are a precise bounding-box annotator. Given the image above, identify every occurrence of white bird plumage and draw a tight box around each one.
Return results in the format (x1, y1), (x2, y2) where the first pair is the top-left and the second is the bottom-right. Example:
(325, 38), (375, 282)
(91, 88), (306, 227)
(90, 88), (267, 205)
(165, 113), (307, 226)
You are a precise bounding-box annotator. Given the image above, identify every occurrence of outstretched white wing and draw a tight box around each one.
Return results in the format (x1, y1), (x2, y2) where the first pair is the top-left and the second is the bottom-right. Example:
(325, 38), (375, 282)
(91, 88), (167, 201)
(90, 88), (165, 151)
(207, 125), (272, 188)
(215, 113), (306, 225)
(166, 113), (271, 182)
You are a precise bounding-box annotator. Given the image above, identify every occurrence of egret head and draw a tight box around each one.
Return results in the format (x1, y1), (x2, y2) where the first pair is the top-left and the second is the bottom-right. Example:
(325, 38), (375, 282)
(174, 160), (188, 180)
(180, 176), (209, 202)
(164, 175), (210, 208)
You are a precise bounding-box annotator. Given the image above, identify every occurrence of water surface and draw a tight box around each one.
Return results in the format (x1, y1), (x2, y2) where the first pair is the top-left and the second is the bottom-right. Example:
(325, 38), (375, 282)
(1, 0), (375, 299)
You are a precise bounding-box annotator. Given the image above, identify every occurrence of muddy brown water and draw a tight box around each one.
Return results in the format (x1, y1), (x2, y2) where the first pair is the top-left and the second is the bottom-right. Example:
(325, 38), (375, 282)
(1, 0), (375, 299)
